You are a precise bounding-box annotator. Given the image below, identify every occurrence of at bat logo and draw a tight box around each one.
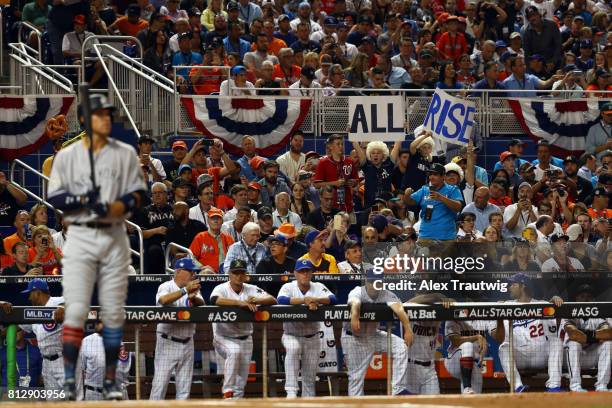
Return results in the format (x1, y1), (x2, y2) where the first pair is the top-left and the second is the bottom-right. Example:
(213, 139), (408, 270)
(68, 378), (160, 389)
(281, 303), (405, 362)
(43, 322), (57, 332)
(118, 345), (129, 362)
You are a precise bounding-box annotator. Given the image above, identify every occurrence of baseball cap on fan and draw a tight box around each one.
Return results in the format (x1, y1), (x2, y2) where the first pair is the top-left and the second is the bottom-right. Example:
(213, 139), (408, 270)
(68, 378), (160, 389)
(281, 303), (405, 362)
(21, 278), (50, 294)
(507, 273), (530, 285)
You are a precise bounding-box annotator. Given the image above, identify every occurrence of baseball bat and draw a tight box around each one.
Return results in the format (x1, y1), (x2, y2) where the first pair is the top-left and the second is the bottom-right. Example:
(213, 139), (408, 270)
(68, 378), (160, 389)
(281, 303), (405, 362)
(79, 83), (97, 193)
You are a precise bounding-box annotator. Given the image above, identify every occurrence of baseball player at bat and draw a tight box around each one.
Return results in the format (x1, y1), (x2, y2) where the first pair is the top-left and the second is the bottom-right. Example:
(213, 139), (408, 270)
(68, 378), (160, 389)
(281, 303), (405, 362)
(210, 259), (276, 399)
(80, 321), (131, 400)
(444, 318), (504, 394)
(277, 259), (337, 398)
(150, 258), (204, 400)
(19, 279), (74, 398)
(498, 273), (564, 392)
(342, 269), (414, 396)
(47, 93), (147, 400)
(561, 284), (611, 392)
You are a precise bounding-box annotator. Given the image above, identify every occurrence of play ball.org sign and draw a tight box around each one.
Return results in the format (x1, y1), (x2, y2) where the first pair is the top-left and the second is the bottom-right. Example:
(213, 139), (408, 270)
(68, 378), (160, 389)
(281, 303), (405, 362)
(348, 96), (406, 142)
(423, 88), (476, 146)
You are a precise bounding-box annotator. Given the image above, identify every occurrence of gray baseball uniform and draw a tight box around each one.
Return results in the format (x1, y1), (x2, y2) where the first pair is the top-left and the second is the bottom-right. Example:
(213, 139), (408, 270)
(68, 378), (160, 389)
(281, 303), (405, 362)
(47, 138), (146, 329)
(80, 333), (131, 400)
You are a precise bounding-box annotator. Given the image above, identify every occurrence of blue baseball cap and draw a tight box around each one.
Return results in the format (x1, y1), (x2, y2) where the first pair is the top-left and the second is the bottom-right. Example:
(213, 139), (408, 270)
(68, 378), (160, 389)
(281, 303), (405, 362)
(174, 258), (201, 272)
(230, 65), (247, 76)
(295, 259), (314, 272)
(304, 229), (325, 246)
(178, 163), (192, 174)
(495, 40), (507, 48)
(324, 16), (338, 26)
(500, 51), (512, 63)
(267, 234), (288, 246)
(365, 268), (382, 281)
(508, 273), (530, 285)
(21, 278), (49, 294)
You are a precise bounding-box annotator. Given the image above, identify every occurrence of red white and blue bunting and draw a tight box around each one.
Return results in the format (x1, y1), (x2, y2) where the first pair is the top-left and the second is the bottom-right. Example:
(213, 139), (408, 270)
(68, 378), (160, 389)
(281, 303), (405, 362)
(0, 96), (75, 161)
(508, 98), (602, 156)
(181, 96), (312, 156)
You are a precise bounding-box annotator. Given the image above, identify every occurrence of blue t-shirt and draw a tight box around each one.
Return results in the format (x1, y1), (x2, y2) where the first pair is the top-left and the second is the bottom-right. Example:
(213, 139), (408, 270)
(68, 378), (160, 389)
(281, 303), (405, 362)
(172, 51), (203, 80)
(532, 157), (564, 168)
(412, 183), (464, 240)
(493, 158), (529, 171)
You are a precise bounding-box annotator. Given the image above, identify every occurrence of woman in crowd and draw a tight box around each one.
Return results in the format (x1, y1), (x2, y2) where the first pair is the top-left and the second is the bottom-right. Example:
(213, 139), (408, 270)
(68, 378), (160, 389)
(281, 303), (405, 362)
(503, 237), (540, 272)
(585, 67), (612, 97)
(344, 52), (369, 88)
(435, 61), (464, 90)
(290, 182), (315, 224)
(201, 0), (226, 31)
(481, 224), (510, 264)
(29, 203), (57, 235)
(143, 29), (172, 76)
(28, 225), (63, 275)
(456, 53), (476, 86)
(324, 212), (356, 263)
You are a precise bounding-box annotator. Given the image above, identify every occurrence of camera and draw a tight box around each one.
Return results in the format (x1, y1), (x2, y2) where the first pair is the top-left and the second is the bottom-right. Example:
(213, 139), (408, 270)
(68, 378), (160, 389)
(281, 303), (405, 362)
(545, 169), (557, 179)
(200, 138), (215, 146)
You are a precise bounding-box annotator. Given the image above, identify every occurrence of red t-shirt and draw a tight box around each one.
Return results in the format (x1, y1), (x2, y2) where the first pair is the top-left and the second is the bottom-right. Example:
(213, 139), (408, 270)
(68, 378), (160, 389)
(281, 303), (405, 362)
(436, 32), (468, 63)
(314, 155), (359, 213)
(191, 166), (222, 195)
(272, 64), (301, 87)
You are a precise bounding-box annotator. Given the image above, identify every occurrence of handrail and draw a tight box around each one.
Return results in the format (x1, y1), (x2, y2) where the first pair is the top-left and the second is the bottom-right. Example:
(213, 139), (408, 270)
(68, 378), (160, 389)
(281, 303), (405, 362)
(9, 159), (145, 274)
(81, 35), (144, 82)
(0, 7), (4, 79)
(164, 242), (197, 274)
(16, 21), (42, 60)
(99, 44), (173, 87)
(9, 42), (74, 93)
(107, 54), (174, 93)
(125, 220), (145, 274)
(92, 43), (141, 139)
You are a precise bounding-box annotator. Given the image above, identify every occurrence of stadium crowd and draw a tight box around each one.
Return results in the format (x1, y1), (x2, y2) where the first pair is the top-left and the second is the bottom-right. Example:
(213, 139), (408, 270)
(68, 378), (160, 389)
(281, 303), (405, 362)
(1, 0), (612, 275)
(4, 0), (611, 94)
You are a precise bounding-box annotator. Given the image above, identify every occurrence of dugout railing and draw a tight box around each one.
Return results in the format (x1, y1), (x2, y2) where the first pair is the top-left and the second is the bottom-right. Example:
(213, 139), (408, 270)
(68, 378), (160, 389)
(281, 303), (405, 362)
(1, 302), (611, 398)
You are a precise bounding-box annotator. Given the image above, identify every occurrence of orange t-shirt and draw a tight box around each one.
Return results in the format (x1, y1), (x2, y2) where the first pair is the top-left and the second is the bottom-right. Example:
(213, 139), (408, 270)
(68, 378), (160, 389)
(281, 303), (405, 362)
(189, 231), (234, 273)
(585, 84), (612, 98)
(588, 208), (612, 220)
(28, 247), (62, 275)
(190, 66), (224, 95)
(3, 233), (26, 255)
(272, 64), (301, 86)
(251, 38), (288, 56)
(114, 16), (149, 37)
(436, 32), (468, 63)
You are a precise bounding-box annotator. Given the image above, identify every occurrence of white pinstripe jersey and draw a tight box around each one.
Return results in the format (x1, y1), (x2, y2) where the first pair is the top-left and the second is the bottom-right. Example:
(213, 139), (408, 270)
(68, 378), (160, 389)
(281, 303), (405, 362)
(277, 281), (333, 336)
(156, 279), (204, 338)
(19, 296), (64, 356)
(408, 320), (440, 361)
(445, 320), (496, 353)
(210, 282), (271, 338)
(80, 333), (130, 388)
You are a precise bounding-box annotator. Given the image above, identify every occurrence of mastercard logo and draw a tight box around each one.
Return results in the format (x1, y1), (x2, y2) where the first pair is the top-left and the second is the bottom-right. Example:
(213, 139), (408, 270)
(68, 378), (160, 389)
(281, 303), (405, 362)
(254, 311), (270, 321)
(177, 311), (191, 320)
(543, 307), (555, 316)
(280, 275), (289, 282)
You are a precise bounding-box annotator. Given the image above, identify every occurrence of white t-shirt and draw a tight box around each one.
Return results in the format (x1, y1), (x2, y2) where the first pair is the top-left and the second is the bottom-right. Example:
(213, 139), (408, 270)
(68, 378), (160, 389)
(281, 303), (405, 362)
(533, 164), (563, 182)
(210, 281), (271, 337)
(223, 207), (257, 223)
(541, 256), (585, 272)
(276, 151), (305, 183)
(277, 280), (333, 335)
(156, 279), (204, 338)
(503, 203), (539, 238)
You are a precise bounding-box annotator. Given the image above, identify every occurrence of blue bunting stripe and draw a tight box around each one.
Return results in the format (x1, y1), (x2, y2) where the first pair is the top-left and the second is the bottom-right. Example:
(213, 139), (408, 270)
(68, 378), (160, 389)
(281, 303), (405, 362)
(530, 101), (599, 138)
(0, 97), (51, 136)
(203, 97), (289, 135)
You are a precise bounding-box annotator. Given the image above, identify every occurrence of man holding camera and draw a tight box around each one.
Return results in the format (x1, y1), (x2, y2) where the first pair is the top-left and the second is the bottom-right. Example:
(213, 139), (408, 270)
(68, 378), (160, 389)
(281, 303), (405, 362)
(403, 163), (464, 245)
(504, 182), (539, 238)
(138, 135), (166, 185)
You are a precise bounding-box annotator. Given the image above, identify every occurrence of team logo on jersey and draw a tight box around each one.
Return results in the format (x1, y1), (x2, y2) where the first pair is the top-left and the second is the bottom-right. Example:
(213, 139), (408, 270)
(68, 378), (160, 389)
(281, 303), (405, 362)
(118, 345), (129, 362)
(42, 322), (57, 332)
(454, 309), (469, 318)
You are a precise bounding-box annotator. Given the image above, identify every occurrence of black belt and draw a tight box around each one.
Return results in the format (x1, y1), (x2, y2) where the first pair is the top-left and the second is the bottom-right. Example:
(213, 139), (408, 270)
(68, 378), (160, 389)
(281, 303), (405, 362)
(161, 333), (191, 344)
(304, 333), (318, 338)
(408, 358), (431, 367)
(85, 385), (103, 393)
(43, 353), (60, 361)
(224, 335), (249, 340)
(71, 221), (114, 229)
